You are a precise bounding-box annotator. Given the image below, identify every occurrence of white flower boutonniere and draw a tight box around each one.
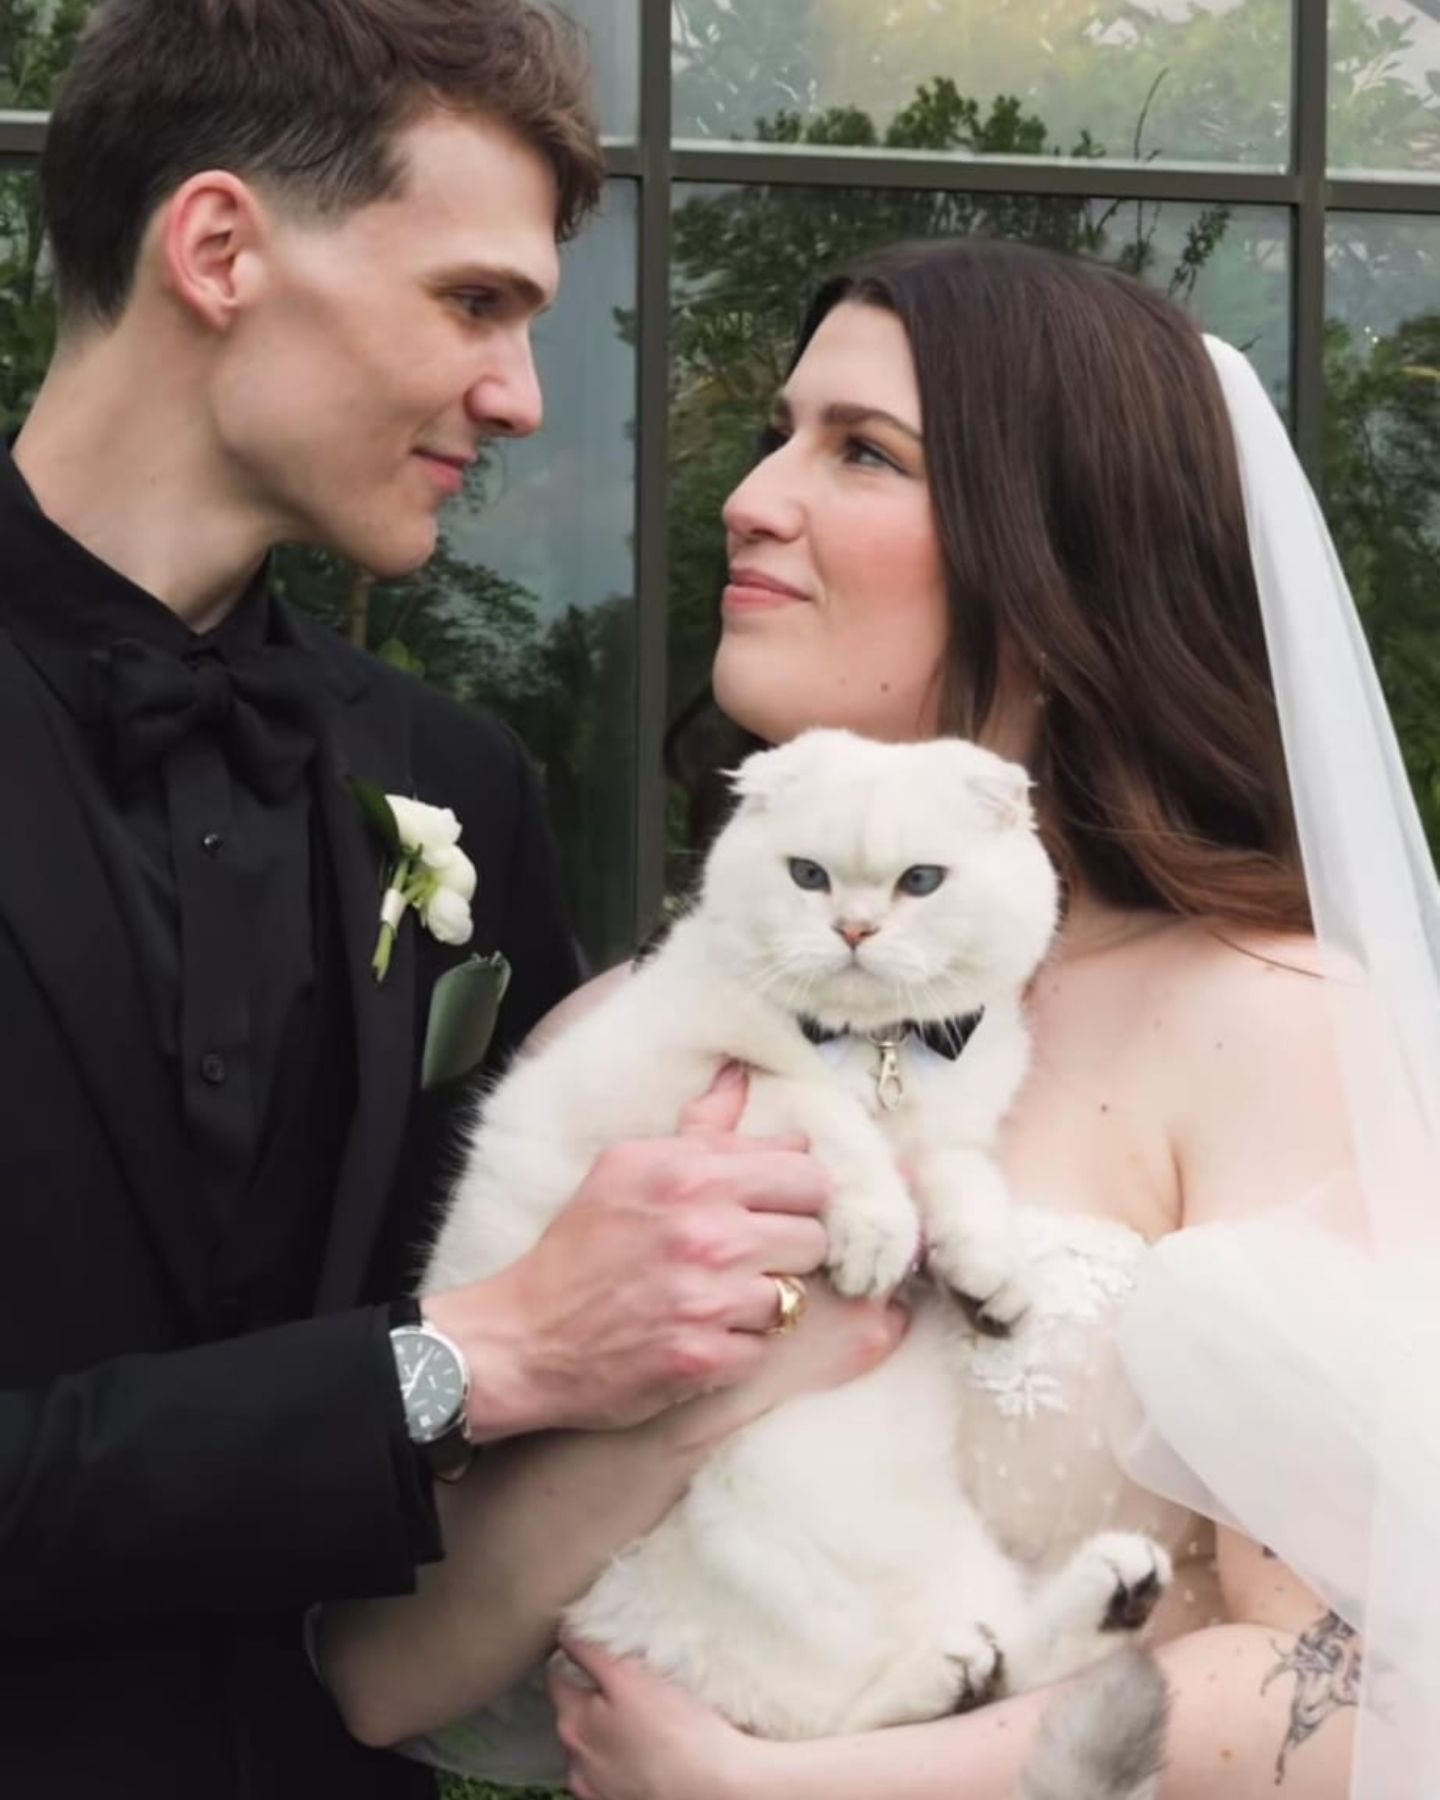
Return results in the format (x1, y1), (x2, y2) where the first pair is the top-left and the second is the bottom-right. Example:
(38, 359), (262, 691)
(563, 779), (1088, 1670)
(350, 779), (476, 981)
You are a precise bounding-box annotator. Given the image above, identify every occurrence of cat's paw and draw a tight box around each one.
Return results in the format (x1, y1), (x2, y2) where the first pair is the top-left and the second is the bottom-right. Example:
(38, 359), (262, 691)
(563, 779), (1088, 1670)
(1076, 1533), (1173, 1636)
(926, 1231), (1031, 1337)
(943, 1623), (1004, 1713)
(825, 1186), (921, 1299)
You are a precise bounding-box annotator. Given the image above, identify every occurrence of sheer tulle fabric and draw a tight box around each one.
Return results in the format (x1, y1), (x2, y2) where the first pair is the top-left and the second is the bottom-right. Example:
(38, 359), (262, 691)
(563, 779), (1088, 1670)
(1116, 338), (1440, 1799)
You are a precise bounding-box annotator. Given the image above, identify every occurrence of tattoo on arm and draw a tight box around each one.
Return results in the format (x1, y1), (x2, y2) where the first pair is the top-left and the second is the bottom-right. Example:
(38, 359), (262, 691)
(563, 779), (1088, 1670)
(1260, 1611), (1362, 1785)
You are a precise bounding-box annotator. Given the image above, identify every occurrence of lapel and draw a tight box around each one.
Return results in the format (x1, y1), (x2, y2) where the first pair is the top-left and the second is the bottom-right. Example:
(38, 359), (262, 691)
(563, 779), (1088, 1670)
(0, 632), (209, 1330)
(278, 605), (420, 1312)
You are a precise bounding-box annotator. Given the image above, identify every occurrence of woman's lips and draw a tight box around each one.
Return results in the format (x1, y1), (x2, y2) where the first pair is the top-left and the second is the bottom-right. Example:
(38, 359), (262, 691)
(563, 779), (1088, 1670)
(723, 569), (809, 610)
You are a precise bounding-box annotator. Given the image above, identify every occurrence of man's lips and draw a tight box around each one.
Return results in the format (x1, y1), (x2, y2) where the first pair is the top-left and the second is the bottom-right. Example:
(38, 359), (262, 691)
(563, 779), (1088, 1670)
(414, 449), (474, 495)
(723, 568), (810, 609)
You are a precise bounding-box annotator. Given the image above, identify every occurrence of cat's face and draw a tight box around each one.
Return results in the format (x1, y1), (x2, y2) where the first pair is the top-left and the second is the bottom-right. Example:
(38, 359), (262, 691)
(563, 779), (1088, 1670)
(701, 729), (1059, 1029)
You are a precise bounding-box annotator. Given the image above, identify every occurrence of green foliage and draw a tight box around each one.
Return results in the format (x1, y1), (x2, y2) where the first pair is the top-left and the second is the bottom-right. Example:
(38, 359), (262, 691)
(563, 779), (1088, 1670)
(1324, 316), (1440, 847)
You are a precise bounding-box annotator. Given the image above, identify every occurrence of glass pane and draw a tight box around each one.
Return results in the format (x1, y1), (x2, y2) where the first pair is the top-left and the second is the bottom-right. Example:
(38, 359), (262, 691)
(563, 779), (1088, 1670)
(1330, 1), (1440, 175)
(278, 182), (640, 970)
(1325, 212), (1440, 858)
(0, 171), (52, 429)
(568, 0), (639, 140)
(674, 0), (1292, 168)
(0, 2), (94, 109)
(668, 184), (1288, 745)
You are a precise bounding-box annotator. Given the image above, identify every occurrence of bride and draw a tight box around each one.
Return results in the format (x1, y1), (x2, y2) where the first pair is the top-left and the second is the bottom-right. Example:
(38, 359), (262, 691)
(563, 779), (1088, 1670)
(321, 238), (1440, 1799)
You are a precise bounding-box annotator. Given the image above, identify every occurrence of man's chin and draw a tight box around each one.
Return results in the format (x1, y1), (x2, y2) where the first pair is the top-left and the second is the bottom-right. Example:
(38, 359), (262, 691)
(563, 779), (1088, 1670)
(339, 519), (440, 582)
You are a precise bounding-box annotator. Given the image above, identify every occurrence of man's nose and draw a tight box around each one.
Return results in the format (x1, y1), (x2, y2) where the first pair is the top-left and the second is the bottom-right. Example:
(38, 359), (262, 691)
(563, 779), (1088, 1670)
(835, 920), (878, 950)
(466, 336), (544, 439)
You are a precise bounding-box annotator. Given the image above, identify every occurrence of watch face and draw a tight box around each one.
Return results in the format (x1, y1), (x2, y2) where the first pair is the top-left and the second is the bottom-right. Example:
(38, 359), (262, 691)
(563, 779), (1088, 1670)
(392, 1327), (467, 1444)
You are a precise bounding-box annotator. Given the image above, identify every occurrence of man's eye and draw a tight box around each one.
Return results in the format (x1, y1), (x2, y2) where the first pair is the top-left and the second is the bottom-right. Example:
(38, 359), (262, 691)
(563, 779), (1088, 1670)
(456, 290), (501, 320)
(788, 858), (831, 893)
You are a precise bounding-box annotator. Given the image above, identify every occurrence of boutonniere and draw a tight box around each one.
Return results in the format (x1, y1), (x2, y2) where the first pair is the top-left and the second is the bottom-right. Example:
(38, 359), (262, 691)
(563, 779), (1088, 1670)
(350, 779), (476, 981)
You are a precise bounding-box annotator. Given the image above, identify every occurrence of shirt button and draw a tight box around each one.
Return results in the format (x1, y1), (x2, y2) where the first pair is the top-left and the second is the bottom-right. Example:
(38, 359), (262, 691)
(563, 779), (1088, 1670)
(200, 1053), (227, 1086)
(200, 831), (225, 855)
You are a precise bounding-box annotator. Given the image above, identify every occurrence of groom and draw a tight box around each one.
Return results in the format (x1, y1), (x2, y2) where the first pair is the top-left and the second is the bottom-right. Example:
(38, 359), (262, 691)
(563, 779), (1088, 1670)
(0, 3), (833, 1796)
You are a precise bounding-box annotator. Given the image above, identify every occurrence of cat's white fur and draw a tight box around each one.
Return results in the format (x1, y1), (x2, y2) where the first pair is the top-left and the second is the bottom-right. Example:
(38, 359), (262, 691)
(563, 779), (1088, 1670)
(425, 729), (1170, 1753)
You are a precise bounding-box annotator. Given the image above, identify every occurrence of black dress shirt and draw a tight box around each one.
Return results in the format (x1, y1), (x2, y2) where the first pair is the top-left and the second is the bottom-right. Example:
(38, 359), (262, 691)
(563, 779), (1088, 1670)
(0, 445), (439, 1558)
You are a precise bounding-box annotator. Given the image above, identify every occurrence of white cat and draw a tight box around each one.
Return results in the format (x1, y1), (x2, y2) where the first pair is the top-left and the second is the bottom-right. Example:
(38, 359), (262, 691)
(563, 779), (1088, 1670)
(425, 729), (1170, 1779)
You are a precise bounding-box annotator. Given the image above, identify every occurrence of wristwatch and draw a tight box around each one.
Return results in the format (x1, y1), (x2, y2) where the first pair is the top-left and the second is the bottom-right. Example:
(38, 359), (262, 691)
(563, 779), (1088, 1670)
(388, 1298), (474, 1483)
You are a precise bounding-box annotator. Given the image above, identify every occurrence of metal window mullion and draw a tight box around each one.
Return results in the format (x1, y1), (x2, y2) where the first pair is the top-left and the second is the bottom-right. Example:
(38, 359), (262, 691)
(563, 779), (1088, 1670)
(632, 0), (672, 937)
(0, 113), (46, 157)
(670, 142), (1300, 204)
(1291, 0), (1329, 481)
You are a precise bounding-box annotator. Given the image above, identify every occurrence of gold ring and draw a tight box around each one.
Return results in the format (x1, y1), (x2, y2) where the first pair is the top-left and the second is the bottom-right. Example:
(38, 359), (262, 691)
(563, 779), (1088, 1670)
(764, 1274), (807, 1335)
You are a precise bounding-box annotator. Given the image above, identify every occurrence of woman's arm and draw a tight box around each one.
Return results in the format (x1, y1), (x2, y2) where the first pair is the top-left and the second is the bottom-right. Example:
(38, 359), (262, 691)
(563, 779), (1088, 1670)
(321, 1280), (904, 1746)
(554, 1532), (1355, 1800)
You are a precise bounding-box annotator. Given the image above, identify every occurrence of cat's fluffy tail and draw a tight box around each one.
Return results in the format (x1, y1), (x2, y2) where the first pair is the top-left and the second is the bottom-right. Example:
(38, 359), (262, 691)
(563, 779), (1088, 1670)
(1017, 1648), (1169, 1800)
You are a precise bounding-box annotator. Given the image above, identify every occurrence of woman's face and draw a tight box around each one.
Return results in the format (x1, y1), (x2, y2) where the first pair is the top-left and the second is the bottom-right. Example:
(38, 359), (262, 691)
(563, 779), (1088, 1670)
(713, 301), (952, 746)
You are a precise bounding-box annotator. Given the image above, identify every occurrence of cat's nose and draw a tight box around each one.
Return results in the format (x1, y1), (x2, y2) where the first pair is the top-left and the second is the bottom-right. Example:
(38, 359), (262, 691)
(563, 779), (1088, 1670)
(835, 920), (878, 950)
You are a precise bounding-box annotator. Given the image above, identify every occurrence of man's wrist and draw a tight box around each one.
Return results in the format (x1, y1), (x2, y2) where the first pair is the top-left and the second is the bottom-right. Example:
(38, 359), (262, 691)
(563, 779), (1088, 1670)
(421, 1272), (545, 1444)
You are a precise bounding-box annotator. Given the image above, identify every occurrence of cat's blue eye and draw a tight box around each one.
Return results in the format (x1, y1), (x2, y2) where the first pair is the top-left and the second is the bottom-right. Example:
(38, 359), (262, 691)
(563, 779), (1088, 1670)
(788, 858), (831, 893)
(897, 865), (947, 897)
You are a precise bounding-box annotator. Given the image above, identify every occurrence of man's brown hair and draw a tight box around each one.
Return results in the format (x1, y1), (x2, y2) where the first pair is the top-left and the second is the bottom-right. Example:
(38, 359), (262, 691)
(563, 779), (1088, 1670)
(42, 0), (604, 328)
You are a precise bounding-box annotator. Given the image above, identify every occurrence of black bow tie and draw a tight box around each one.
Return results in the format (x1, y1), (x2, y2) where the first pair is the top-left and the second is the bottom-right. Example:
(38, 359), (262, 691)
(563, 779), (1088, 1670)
(96, 637), (320, 801)
(797, 1010), (985, 1060)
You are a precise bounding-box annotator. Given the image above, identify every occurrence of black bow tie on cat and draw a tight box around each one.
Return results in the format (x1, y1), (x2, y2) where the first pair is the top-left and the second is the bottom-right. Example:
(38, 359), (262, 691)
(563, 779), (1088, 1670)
(97, 638), (320, 802)
(797, 1010), (985, 1060)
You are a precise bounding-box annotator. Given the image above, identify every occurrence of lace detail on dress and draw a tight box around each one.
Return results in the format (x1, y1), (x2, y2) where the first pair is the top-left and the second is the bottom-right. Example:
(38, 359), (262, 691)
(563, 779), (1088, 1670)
(954, 1209), (1144, 1421)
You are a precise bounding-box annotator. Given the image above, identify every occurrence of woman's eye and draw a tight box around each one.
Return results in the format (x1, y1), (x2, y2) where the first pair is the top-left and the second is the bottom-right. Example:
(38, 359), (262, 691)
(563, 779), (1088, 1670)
(756, 424), (789, 458)
(897, 865), (947, 897)
(788, 858), (831, 893)
(843, 437), (899, 472)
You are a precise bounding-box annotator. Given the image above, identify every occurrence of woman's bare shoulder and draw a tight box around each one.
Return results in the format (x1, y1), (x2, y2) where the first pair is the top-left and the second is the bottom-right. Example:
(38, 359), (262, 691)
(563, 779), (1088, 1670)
(1150, 921), (1355, 1225)
(522, 961), (634, 1056)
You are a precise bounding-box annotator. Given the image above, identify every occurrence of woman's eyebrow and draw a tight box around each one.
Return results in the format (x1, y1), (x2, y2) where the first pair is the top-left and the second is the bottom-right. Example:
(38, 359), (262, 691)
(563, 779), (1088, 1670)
(822, 402), (923, 444)
(769, 393), (922, 444)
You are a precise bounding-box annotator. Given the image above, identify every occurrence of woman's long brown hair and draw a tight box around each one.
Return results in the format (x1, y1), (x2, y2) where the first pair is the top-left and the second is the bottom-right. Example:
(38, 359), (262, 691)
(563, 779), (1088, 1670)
(676, 237), (1309, 934)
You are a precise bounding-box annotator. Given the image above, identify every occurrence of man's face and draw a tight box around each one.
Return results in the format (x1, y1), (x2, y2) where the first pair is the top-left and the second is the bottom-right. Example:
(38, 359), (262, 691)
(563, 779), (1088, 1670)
(211, 110), (560, 575)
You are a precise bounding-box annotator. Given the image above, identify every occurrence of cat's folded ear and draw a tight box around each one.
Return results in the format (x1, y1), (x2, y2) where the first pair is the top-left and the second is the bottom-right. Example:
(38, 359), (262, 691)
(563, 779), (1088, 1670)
(969, 756), (1036, 831)
(728, 730), (843, 808)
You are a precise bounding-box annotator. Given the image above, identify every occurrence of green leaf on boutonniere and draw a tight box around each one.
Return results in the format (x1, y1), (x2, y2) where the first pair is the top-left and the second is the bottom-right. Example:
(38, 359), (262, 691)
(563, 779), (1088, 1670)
(348, 775), (402, 858)
(422, 952), (512, 1090)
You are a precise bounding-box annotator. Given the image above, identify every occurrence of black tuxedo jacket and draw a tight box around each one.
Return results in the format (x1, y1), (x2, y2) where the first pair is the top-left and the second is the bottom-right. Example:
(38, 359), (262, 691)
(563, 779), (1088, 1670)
(0, 600), (580, 1797)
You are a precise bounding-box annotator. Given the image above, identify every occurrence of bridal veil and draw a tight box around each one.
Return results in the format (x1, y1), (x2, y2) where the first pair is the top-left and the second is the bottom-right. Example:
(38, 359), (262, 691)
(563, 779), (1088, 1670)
(1117, 336), (1440, 1797)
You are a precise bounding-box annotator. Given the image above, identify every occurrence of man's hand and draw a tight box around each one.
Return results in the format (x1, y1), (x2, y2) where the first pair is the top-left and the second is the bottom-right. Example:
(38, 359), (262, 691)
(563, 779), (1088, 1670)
(425, 1065), (834, 1439)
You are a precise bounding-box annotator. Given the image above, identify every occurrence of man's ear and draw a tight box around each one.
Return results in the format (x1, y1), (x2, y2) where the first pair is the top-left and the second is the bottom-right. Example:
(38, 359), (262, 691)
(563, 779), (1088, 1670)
(156, 170), (268, 331)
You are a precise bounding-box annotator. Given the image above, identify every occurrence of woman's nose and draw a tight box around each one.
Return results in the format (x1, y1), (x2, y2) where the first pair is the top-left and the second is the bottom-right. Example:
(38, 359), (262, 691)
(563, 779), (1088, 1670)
(722, 450), (804, 542)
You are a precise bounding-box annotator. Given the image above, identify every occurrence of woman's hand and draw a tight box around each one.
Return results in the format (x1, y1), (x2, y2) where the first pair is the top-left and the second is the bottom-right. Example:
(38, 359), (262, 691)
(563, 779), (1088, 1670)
(662, 1272), (908, 1455)
(550, 1636), (778, 1800)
